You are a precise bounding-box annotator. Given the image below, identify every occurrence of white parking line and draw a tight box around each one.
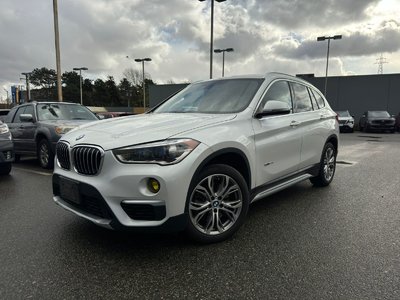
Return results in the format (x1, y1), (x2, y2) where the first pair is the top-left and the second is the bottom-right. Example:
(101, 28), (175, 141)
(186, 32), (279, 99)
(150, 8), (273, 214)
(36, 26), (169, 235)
(12, 167), (53, 176)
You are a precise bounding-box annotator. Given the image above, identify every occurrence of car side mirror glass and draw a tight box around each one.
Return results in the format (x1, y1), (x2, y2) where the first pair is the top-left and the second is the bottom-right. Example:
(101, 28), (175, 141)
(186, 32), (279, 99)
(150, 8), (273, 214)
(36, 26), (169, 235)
(256, 100), (291, 118)
(19, 114), (34, 123)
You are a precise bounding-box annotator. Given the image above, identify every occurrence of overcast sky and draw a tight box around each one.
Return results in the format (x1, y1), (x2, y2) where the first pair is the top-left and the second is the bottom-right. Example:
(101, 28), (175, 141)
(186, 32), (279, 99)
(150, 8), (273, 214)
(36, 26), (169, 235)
(1, 0), (400, 100)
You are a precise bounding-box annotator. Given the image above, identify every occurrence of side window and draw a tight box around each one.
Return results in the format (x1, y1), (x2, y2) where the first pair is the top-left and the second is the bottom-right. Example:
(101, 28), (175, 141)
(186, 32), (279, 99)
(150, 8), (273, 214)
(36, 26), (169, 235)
(4, 107), (17, 123)
(23, 105), (35, 121)
(308, 88), (319, 110)
(291, 83), (313, 113)
(311, 89), (326, 108)
(259, 81), (292, 112)
(13, 107), (26, 123)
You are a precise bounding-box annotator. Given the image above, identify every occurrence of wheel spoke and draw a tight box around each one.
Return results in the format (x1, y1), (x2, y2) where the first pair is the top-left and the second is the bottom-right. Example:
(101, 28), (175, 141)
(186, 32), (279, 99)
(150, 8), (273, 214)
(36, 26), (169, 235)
(222, 199), (242, 209)
(194, 207), (212, 223)
(194, 185), (212, 201)
(189, 202), (210, 211)
(205, 211), (216, 233)
(219, 207), (237, 222)
(220, 184), (239, 200)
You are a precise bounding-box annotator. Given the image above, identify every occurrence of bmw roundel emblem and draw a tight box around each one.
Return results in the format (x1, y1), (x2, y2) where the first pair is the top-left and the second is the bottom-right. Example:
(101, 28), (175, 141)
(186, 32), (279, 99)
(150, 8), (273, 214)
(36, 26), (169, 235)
(76, 134), (85, 141)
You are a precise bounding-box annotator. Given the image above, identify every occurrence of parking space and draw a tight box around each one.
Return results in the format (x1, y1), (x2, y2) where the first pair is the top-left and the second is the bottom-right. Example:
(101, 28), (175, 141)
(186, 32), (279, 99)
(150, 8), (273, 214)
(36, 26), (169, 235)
(0, 133), (399, 299)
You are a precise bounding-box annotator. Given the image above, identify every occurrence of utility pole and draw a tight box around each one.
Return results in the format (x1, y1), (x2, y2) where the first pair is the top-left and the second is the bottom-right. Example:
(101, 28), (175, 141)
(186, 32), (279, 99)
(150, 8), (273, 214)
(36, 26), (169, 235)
(21, 72), (32, 102)
(53, 0), (63, 101)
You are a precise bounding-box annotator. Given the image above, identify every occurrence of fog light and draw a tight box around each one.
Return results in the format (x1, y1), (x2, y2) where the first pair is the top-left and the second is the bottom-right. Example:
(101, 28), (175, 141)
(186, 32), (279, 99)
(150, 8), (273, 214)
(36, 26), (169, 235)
(148, 178), (160, 193)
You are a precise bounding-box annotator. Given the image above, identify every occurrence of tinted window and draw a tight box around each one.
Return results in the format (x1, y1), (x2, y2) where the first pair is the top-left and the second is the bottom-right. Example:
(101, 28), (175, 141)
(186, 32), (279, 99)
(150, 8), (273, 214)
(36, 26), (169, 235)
(260, 81), (292, 112)
(311, 89), (325, 108)
(308, 88), (319, 110)
(24, 105), (35, 119)
(337, 111), (350, 117)
(291, 83), (313, 113)
(369, 111), (390, 118)
(4, 107), (17, 123)
(154, 79), (263, 114)
(13, 107), (26, 123)
(37, 104), (98, 121)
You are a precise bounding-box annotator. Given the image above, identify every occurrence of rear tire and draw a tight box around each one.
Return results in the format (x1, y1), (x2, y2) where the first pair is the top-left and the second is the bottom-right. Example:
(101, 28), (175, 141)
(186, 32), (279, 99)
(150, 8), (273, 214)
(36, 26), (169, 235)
(37, 139), (54, 169)
(310, 142), (336, 187)
(0, 163), (12, 176)
(185, 164), (249, 244)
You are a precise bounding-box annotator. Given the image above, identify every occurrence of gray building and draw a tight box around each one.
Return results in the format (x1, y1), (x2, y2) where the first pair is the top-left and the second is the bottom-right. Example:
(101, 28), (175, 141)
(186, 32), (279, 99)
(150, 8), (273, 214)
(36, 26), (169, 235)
(149, 74), (400, 122)
(298, 73), (400, 121)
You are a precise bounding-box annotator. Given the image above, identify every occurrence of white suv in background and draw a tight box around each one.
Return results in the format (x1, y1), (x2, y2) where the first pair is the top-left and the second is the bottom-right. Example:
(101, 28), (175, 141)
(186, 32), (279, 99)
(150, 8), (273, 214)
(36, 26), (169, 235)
(53, 73), (339, 243)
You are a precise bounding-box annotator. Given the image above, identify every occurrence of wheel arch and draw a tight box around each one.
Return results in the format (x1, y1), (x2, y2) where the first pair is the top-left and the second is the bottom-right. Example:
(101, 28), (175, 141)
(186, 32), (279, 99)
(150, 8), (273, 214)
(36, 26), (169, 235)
(326, 134), (338, 155)
(192, 148), (252, 190)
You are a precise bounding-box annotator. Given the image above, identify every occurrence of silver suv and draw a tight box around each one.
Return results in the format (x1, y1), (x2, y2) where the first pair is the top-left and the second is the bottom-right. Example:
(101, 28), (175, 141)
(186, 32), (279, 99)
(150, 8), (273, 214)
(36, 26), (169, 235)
(53, 73), (339, 243)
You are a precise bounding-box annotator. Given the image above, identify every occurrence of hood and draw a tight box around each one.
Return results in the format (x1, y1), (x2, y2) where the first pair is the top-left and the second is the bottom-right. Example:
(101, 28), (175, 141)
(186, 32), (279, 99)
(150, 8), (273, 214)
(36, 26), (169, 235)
(62, 113), (236, 150)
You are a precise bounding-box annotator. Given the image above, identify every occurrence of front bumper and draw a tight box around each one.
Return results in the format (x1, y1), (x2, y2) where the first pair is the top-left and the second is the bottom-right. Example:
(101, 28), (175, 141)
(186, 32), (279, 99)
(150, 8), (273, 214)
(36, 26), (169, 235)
(0, 140), (14, 163)
(52, 143), (212, 231)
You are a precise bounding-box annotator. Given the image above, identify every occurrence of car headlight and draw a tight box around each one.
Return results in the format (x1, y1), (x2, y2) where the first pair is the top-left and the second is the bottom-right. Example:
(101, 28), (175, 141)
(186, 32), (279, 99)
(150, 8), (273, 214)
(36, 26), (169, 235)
(0, 123), (9, 134)
(113, 139), (200, 165)
(55, 125), (76, 135)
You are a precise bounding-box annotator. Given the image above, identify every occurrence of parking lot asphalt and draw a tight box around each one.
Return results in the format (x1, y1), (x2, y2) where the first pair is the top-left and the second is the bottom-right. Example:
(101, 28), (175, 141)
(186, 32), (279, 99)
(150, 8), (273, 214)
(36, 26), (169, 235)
(0, 133), (399, 299)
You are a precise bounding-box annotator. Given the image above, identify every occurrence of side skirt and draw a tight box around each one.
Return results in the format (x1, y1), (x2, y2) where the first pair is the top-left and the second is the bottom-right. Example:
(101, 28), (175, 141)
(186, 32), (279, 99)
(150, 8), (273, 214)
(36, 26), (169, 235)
(250, 164), (319, 203)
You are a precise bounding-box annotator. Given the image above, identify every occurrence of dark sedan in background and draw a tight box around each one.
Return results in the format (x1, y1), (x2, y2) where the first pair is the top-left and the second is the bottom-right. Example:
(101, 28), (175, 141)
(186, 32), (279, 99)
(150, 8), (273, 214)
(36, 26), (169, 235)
(0, 121), (14, 175)
(359, 111), (396, 133)
(5, 102), (98, 169)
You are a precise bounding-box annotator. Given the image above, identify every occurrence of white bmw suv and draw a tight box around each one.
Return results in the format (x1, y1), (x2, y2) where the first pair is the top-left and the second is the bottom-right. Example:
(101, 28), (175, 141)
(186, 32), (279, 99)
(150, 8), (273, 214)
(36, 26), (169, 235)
(53, 72), (339, 243)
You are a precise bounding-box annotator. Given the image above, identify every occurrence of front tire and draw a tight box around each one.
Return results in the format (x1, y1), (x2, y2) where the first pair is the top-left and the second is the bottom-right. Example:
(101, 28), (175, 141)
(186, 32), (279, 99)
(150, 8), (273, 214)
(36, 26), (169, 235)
(37, 139), (54, 169)
(185, 164), (249, 243)
(310, 142), (336, 187)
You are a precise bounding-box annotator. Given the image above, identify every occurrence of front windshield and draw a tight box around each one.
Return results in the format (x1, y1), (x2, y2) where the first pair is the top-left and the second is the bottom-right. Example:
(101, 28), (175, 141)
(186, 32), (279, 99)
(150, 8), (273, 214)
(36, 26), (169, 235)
(37, 104), (98, 121)
(154, 79), (263, 114)
(369, 111), (390, 118)
(337, 111), (350, 117)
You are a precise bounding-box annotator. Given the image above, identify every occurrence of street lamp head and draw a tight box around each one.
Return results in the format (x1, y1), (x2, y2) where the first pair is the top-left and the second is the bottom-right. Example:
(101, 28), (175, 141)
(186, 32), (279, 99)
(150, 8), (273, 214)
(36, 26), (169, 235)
(226, 48), (234, 52)
(144, 58), (152, 62)
(317, 36), (326, 41)
(214, 49), (222, 53)
(21, 72), (32, 76)
(216, 0), (227, 2)
(134, 59), (142, 62)
(333, 35), (342, 40)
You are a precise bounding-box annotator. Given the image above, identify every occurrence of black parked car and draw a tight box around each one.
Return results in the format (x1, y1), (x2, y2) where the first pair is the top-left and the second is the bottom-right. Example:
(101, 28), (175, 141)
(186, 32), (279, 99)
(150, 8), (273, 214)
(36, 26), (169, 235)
(5, 102), (98, 169)
(0, 120), (14, 175)
(359, 111), (395, 133)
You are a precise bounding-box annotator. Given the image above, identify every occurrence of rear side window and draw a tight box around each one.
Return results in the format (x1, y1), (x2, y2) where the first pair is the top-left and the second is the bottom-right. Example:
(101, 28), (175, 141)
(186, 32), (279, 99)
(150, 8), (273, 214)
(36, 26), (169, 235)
(311, 89), (325, 108)
(308, 88), (319, 110)
(4, 107), (17, 123)
(291, 83), (313, 113)
(259, 80), (292, 112)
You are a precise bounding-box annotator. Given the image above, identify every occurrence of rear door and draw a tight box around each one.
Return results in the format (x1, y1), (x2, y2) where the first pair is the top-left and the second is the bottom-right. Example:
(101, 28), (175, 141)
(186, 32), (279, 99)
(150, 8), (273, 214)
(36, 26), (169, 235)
(290, 83), (328, 169)
(252, 80), (302, 186)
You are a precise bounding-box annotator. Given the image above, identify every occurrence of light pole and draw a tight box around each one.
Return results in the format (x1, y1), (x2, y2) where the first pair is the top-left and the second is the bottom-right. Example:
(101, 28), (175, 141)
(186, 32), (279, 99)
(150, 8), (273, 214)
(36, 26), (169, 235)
(21, 72), (32, 102)
(134, 58), (152, 112)
(317, 34), (342, 97)
(53, 0), (63, 101)
(199, 0), (227, 79)
(214, 48), (234, 77)
(73, 67), (88, 105)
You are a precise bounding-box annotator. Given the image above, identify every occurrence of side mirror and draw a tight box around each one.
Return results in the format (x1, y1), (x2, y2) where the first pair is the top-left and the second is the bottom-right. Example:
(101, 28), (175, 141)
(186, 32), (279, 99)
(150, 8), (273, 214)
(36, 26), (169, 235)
(19, 114), (34, 123)
(97, 114), (105, 120)
(256, 100), (291, 118)
(351, 115), (355, 118)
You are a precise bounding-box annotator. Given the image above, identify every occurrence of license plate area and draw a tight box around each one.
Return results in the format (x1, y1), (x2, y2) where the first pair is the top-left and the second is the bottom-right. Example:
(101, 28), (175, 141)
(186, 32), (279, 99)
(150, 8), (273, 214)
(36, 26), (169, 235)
(59, 177), (81, 205)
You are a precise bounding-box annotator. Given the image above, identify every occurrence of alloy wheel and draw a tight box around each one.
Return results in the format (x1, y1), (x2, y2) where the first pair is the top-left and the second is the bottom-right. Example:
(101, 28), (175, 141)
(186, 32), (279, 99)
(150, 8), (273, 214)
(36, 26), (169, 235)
(189, 174), (243, 236)
(323, 147), (335, 182)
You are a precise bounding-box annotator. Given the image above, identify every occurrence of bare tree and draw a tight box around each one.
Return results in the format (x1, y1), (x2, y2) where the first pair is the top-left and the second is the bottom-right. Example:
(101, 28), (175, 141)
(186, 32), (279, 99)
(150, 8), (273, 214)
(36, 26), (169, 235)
(123, 68), (151, 87)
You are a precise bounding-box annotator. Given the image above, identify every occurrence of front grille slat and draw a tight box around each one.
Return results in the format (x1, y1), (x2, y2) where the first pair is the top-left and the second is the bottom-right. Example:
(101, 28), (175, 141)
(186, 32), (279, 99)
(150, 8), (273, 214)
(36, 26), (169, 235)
(56, 142), (70, 170)
(72, 145), (103, 176)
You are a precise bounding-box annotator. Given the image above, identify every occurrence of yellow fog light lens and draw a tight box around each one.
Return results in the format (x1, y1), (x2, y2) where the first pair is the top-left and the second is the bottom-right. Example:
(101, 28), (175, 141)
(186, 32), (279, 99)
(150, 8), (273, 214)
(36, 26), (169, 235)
(148, 178), (160, 193)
